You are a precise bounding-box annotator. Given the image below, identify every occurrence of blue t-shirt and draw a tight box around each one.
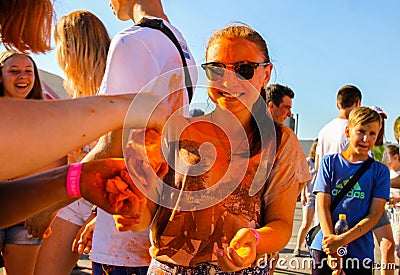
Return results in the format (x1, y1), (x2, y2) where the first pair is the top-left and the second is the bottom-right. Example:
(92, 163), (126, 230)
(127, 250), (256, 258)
(311, 154), (390, 261)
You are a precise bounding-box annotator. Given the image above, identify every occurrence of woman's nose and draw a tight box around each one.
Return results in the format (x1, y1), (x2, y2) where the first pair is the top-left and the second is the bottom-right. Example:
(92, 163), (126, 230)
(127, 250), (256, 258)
(222, 70), (240, 88)
(18, 72), (27, 79)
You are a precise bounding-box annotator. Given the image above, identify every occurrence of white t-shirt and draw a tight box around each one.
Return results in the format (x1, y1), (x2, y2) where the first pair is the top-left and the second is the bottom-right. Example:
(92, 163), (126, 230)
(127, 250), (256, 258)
(316, 118), (348, 160)
(90, 18), (196, 267)
(91, 209), (152, 266)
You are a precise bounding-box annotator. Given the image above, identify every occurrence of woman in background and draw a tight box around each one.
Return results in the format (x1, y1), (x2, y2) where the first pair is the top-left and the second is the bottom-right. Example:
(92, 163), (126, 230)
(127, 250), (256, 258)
(0, 50), (66, 274)
(32, 10), (111, 275)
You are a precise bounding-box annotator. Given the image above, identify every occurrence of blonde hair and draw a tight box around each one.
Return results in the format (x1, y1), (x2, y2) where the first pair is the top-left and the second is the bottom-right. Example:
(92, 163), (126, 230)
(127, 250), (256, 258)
(348, 106), (381, 128)
(54, 10), (110, 98)
(309, 139), (318, 160)
(0, 0), (52, 53)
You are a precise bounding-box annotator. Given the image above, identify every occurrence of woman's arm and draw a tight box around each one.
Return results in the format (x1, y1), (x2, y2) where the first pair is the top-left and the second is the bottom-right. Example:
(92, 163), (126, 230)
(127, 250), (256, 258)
(258, 180), (299, 253)
(0, 93), (165, 180)
(216, 176), (299, 272)
(0, 158), (140, 228)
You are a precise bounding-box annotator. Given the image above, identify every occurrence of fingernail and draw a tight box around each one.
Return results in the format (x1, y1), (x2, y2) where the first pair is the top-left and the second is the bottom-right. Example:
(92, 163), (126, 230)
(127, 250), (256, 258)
(216, 249), (224, 257)
(233, 242), (240, 250)
(227, 247), (234, 254)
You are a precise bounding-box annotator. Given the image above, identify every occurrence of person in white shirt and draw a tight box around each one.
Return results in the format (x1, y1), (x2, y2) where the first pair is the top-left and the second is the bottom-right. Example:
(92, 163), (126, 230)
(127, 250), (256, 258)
(81, 0), (196, 274)
(315, 85), (361, 170)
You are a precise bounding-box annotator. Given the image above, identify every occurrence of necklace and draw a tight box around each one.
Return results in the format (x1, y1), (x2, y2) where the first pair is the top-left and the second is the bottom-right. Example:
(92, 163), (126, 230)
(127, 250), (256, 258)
(210, 112), (248, 162)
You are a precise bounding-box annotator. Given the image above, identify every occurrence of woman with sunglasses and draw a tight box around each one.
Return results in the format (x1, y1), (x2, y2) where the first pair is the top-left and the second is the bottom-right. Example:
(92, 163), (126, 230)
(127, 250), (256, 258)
(118, 24), (310, 274)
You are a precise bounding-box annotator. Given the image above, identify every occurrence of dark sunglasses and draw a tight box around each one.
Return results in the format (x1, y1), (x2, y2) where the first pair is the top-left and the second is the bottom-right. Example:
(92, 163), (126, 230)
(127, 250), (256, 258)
(201, 61), (270, 81)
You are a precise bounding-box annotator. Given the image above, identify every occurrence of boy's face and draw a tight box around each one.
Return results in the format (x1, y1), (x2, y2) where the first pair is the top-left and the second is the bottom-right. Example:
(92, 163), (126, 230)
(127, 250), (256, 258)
(345, 121), (381, 157)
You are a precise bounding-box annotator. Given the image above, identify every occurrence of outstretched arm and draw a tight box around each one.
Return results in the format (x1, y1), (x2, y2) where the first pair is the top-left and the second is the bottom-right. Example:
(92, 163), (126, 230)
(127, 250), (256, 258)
(0, 93), (165, 180)
(0, 158), (139, 228)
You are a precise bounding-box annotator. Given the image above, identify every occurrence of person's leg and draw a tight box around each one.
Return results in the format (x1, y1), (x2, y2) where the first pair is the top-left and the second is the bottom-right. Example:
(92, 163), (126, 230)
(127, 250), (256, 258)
(3, 244), (40, 275)
(34, 217), (81, 275)
(311, 249), (332, 275)
(2, 223), (41, 275)
(343, 259), (373, 275)
(294, 207), (315, 255)
(374, 213), (396, 275)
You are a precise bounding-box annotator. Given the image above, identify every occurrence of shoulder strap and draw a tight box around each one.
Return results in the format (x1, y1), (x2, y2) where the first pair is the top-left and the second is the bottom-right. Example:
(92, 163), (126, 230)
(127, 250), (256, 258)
(330, 157), (374, 211)
(136, 18), (193, 102)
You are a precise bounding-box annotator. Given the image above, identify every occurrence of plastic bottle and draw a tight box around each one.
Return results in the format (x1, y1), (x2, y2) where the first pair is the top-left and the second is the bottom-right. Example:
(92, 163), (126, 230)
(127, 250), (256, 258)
(334, 214), (349, 235)
(334, 214), (349, 257)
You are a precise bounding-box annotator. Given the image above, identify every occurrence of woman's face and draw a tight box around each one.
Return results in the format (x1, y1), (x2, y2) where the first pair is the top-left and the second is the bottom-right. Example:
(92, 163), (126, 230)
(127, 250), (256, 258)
(0, 55), (35, 99)
(205, 37), (272, 114)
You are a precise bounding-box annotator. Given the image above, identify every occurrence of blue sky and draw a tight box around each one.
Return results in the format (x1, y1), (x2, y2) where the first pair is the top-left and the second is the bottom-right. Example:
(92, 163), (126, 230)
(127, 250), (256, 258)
(19, 1), (400, 141)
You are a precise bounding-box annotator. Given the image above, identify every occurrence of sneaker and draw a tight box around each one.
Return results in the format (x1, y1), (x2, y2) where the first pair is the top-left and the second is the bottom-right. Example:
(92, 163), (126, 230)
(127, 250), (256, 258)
(292, 248), (301, 257)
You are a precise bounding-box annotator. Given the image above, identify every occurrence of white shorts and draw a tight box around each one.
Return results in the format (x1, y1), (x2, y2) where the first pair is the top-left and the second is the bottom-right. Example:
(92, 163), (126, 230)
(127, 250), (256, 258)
(57, 198), (92, 226)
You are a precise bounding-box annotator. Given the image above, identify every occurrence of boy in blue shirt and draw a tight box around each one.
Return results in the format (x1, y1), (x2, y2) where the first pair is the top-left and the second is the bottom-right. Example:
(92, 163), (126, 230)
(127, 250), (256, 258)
(311, 106), (390, 275)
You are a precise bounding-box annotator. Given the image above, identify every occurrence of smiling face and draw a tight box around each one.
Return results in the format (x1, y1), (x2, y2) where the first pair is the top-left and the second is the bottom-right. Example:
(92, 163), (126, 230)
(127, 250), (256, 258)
(0, 54), (35, 99)
(205, 37), (272, 116)
(346, 121), (381, 159)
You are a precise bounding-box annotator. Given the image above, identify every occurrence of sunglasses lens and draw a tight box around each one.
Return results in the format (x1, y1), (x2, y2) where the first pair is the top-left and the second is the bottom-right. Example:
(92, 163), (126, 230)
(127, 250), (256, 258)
(202, 62), (260, 81)
(235, 64), (254, 80)
(204, 65), (225, 81)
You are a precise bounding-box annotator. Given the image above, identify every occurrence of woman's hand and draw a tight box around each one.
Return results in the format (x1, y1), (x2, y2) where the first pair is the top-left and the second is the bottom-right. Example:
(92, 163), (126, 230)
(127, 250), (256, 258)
(72, 214), (96, 254)
(124, 129), (167, 204)
(216, 228), (258, 272)
(79, 158), (145, 217)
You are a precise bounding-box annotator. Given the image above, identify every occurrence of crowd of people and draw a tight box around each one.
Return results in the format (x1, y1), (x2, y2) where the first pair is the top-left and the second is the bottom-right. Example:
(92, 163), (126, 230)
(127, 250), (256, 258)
(1, 1), (400, 275)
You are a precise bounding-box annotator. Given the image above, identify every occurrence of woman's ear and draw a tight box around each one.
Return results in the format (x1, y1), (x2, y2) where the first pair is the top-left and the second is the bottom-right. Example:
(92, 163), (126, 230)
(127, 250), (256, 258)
(263, 63), (273, 86)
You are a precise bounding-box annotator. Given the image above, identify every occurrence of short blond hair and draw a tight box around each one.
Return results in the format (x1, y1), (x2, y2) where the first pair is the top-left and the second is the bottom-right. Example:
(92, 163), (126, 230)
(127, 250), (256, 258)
(348, 106), (381, 128)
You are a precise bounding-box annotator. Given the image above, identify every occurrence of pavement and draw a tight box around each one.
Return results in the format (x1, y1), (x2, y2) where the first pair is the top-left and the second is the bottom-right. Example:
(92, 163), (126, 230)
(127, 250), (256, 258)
(1, 202), (398, 275)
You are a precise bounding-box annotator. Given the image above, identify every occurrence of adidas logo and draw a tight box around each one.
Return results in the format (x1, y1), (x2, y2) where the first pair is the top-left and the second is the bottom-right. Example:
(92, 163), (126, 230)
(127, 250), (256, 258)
(331, 176), (365, 199)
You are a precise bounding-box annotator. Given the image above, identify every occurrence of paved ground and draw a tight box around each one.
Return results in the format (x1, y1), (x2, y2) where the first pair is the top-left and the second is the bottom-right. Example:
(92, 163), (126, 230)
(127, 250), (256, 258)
(1, 202), (398, 275)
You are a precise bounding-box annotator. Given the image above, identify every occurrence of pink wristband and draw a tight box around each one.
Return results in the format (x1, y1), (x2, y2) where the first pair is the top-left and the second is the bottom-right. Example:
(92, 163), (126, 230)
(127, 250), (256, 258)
(66, 163), (83, 198)
(250, 228), (260, 245)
